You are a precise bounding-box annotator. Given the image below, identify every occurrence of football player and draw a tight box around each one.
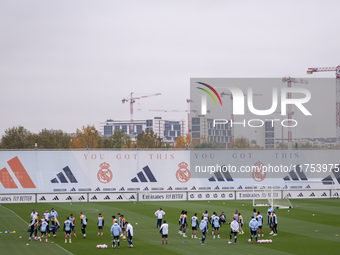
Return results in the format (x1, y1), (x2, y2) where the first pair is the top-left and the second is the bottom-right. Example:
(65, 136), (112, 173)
(79, 212), (88, 238)
(64, 217), (73, 243)
(97, 213), (104, 236)
(191, 213), (199, 239)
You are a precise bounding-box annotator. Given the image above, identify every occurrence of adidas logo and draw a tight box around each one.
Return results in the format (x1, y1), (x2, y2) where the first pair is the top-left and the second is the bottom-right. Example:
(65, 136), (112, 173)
(79, 195), (85, 200)
(322, 192), (328, 197)
(309, 192), (315, 197)
(297, 192), (303, 197)
(322, 175), (334, 185)
(117, 195), (123, 200)
(104, 195), (110, 200)
(119, 187), (125, 191)
(333, 192), (339, 197)
(66, 196), (72, 201)
(237, 185), (243, 190)
(51, 166), (78, 184)
(91, 195), (97, 200)
(52, 196), (59, 201)
(305, 185), (311, 189)
(70, 187), (76, 191)
(283, 165), (308, 181)
(131, 165), (157, 183)
(331, 166), (340, 184)
(283, 185), (288, 189)
(208, 168), (233, 182)
(129, 195), (135, 200)
(143, 187), (149, 191)
(39, 196), (46, 201)
(191, 186), (196, 190)
(214, 186), (220, 190)
(286, 193), (292, 198)
(167, 186), (173, 191)
(0, 156), (36, 189)
(95, 187), (101, 191)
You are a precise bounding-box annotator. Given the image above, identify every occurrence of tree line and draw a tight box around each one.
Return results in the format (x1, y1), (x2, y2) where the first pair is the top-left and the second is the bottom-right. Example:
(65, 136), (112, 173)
(0, 125), (242, 149)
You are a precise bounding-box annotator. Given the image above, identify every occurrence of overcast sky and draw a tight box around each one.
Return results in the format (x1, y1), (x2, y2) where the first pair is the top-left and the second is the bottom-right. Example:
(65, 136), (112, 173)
(1, 0), (339, 141)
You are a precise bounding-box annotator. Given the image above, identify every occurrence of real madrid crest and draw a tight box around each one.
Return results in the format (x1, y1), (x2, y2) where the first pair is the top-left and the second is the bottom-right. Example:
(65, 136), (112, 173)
(97, 162), (113, 183)
(176, 162), (190, 183)
(252, 161), (266, 182)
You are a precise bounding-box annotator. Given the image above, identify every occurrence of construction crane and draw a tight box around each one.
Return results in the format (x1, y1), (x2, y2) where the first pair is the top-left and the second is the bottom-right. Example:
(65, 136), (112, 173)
(282, 77), (308, 145)
(220, 91), (262, 144)
(122, 92), (161, 134)
(307, 66), (340, 145)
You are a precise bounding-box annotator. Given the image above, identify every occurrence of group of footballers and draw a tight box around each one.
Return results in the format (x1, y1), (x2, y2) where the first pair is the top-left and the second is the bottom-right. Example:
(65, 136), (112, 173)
(28, 208), (88, 243)
(157, 205), (279, 246)
(28, 209), (134, 249)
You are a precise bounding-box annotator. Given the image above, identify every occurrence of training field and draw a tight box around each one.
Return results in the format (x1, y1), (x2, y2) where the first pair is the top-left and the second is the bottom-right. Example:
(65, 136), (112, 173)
(0, 199), (339, 255)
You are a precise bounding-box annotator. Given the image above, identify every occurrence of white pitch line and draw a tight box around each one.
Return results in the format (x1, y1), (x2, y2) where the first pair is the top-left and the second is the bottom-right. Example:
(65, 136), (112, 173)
(55, 244), (74, 255)
(1, 205), (28, 224)
(2, 205), (74, 255)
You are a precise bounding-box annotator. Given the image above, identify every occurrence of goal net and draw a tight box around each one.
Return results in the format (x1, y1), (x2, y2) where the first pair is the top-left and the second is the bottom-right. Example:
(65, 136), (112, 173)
(253, 184), (293, 209)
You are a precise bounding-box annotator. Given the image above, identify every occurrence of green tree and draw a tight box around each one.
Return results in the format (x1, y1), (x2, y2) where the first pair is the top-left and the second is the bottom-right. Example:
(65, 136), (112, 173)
(36, 129), (71, 149)
(135, 130), (163, 148)
(0, 126), (36, 149)
(193, 136), (224, 149)
(69, 125), (101, 149)
(228, 136), (250, 148)
(101, 129), (132, 148)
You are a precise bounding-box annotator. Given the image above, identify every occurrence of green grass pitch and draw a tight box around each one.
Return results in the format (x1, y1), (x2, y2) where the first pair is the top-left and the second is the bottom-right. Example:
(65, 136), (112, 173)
(0, 199), (339, 255)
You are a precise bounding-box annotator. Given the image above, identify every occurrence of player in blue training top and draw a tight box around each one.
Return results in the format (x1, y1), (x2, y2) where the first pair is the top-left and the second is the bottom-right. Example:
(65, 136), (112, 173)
(267, 205), (273, 225)
(212, 213), (221, 239)
(256, 211), (264, 237)
(63, 217), (73, 243)
(97, 213), (104, 236)
(270, 211), (278, 236)
(111, 221), (121, 248)
(199, 217), (208, 245)
(191, 213), (199, 239)
(69, 214), (76, 237)
(249, 216), (259, 244)
(39, 219), (49, 243)
(181, 211), (188, 237)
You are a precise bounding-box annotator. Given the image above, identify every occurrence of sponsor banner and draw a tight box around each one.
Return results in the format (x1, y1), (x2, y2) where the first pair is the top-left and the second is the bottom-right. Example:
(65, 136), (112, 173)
(37, 193), (87, 203)
(0, 194), (35, 203)
(283, 190), (330, 199)
(0, 150), (339, 194)
(138, 192), (187, 201)
(188, 191), (234, 201)
(88, 193), (137, 202)
(236, 190), (282, 200)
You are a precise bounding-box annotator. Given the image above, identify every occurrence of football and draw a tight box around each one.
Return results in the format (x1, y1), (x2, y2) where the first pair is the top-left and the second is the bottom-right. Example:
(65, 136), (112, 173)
(228, 240), (232, 244)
